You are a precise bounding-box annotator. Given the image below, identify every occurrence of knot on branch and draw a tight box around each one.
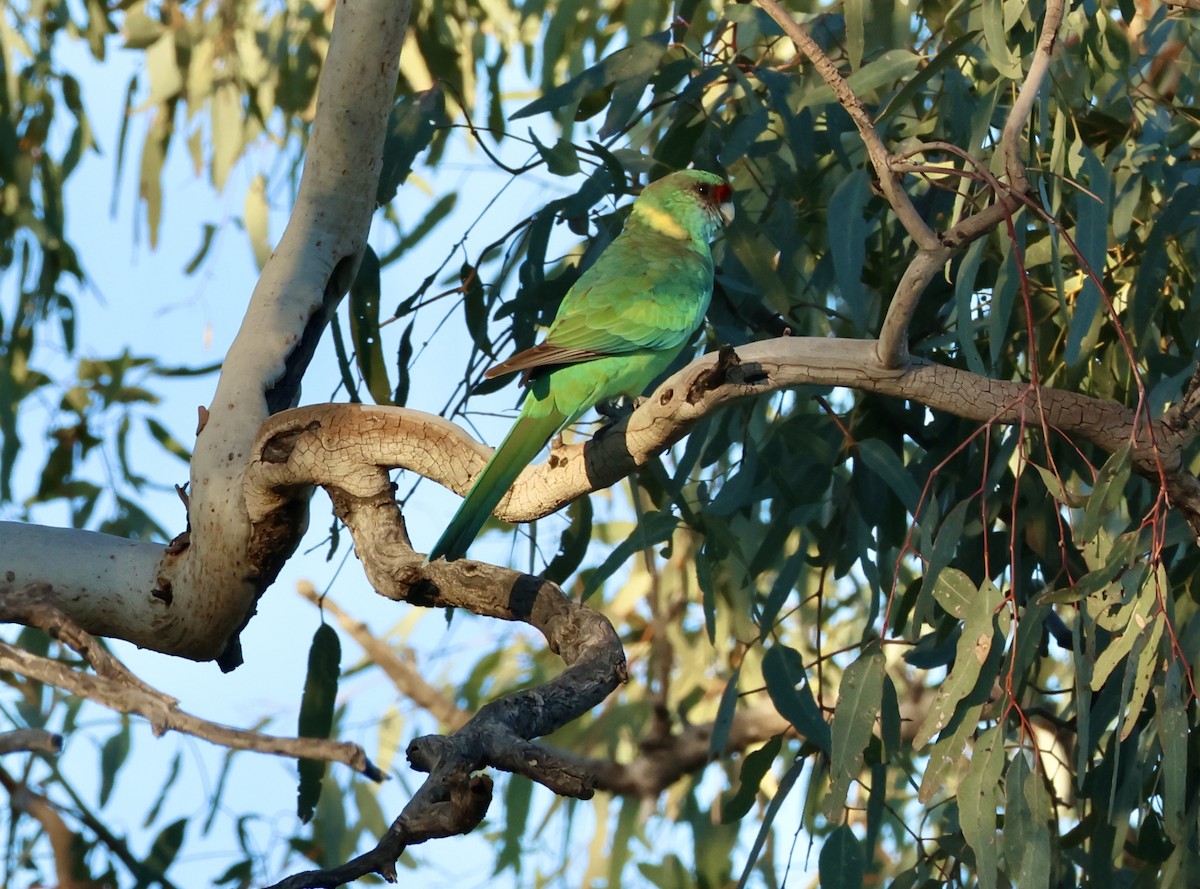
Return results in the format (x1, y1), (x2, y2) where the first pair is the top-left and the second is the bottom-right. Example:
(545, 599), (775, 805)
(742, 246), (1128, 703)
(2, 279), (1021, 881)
(688, 345), (768, 405)
(261, 419), (323, 463)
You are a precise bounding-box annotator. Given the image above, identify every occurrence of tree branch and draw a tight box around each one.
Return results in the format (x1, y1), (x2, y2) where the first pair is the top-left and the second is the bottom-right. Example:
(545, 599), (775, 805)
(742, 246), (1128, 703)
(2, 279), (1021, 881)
(0, 585), (383, 779)
(246, 333), (1200, 541)
(756, 0), (1065, 370)
(0, 728), (62, 756)
(262, 467), (627, 885)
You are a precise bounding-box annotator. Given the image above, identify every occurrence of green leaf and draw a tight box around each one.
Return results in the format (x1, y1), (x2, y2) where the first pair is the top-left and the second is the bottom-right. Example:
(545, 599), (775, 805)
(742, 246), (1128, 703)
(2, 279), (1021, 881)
(495, 776), (532, 875)
(144, 415), (189, 460)
(183, 223), (218, 275)
(828, 170), (870, 331)
(349, 246), (392, 405)
(721, 734), (782, 823)
(950, 238), (989, 376)
(529, 132), (580, 175)
(609, 796), (640, 886)
(917, 498), (970, 613)
(844, 0), (864, 70)
(123, 7), (165, 48)
(710, 666), (741, 759)
(210, 81), (243, 193)
(329, 312), (362, 404)
(735, 754), (804, 889)
(583, 510), (678, 599)
(856, 439), (921, 513)
(143, 752), (181, 828)
(1118, 610), (1164, 740)
(758, 547), (805, 641)
(393, 321), (415, 406)
(1078, 443), (1132, 545)
(512, 30), (670, 125)
(599, 30), (671, 139)
(297, 623), (341, 823)
(980, 0), (1023, 78)
(377, 88), (446, 204)
(542, 495), (593, 584)
(914, 575), (1002, 748)
(879, 675), (901, 759)
(818, 824), (865, 889)
(141, 817), (187, 881)
(462, 260), (489, 353)
(1088, 583), (1154, 692)
(1064, 149), (1109, 365)
(799, 50), (921, 109)
(1155, 660), (1188, 841)
(876, 31), (981, 125)
(138, 102), (171, 248)
(959, 725), (1004, 889)
(1002, 753), (1051, 889)
(762, 644), (831, 753)
(145, 32), (182, 108)
(99, 717), (131, 808)
(825, 647), (886, 818)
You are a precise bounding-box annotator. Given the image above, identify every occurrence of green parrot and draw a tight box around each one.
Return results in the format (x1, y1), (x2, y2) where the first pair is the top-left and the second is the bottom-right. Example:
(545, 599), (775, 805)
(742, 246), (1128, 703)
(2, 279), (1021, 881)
(426, 169), (733, 563)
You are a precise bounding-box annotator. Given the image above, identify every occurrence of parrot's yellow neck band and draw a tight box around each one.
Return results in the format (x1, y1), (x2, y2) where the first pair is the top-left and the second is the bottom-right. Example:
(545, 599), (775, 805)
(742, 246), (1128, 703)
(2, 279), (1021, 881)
(635, 205), (689, 240)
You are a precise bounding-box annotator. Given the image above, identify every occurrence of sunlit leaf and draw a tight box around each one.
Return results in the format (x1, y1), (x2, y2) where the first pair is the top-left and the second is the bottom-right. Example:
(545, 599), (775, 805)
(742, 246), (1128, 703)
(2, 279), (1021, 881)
(825, 647), (885, 818)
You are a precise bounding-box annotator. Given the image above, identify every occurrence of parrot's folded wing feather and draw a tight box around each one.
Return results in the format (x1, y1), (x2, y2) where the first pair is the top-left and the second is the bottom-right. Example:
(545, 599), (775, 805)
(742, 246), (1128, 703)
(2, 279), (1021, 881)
(483, 342), (607, 379)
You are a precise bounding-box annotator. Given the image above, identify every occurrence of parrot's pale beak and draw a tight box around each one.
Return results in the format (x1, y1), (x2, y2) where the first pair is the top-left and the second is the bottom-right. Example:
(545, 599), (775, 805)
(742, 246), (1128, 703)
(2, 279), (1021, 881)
(719, 199), (735, 226)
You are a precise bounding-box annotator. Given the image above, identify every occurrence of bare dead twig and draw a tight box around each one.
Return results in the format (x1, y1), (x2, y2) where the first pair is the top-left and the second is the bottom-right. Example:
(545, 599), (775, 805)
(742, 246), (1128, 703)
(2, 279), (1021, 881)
(0, 728), (63, 756)
(0, 584), (384, 780)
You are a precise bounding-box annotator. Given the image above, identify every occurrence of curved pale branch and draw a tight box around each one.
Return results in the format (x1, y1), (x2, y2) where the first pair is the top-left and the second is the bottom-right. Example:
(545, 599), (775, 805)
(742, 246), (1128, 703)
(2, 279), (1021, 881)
(268, 474), (627, 885)
(247, 334), (1200, 544)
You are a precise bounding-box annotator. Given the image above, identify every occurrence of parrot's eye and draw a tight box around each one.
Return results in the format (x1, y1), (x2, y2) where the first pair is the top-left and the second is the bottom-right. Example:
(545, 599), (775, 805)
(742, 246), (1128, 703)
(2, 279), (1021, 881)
(696, 184), (711, 197)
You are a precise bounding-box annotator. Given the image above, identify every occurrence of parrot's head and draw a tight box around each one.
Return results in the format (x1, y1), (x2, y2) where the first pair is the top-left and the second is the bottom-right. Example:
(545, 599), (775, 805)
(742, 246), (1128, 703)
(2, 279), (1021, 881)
(631, 170), (733, 243)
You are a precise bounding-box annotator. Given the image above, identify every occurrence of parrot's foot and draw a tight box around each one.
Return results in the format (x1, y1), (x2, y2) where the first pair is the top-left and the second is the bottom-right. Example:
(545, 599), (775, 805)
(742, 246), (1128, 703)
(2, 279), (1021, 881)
(594, 398), (636, 439)
(595, 398), (634, 422)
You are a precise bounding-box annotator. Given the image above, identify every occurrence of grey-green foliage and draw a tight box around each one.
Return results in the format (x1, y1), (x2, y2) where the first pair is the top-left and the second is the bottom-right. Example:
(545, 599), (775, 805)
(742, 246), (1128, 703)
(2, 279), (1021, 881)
(433, 1), (1200, 886)
(3, 0), (1200, 885)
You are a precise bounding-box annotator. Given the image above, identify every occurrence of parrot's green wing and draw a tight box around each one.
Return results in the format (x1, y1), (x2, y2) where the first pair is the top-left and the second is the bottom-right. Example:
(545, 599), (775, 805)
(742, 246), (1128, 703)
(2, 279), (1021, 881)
(487, 248), (712, 379)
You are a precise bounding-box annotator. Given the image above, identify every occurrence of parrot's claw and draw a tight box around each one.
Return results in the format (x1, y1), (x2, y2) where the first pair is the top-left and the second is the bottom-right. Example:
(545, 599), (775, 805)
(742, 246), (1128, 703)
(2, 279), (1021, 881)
(595, 398), (633, 422)
(594, 398), (636, 440)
